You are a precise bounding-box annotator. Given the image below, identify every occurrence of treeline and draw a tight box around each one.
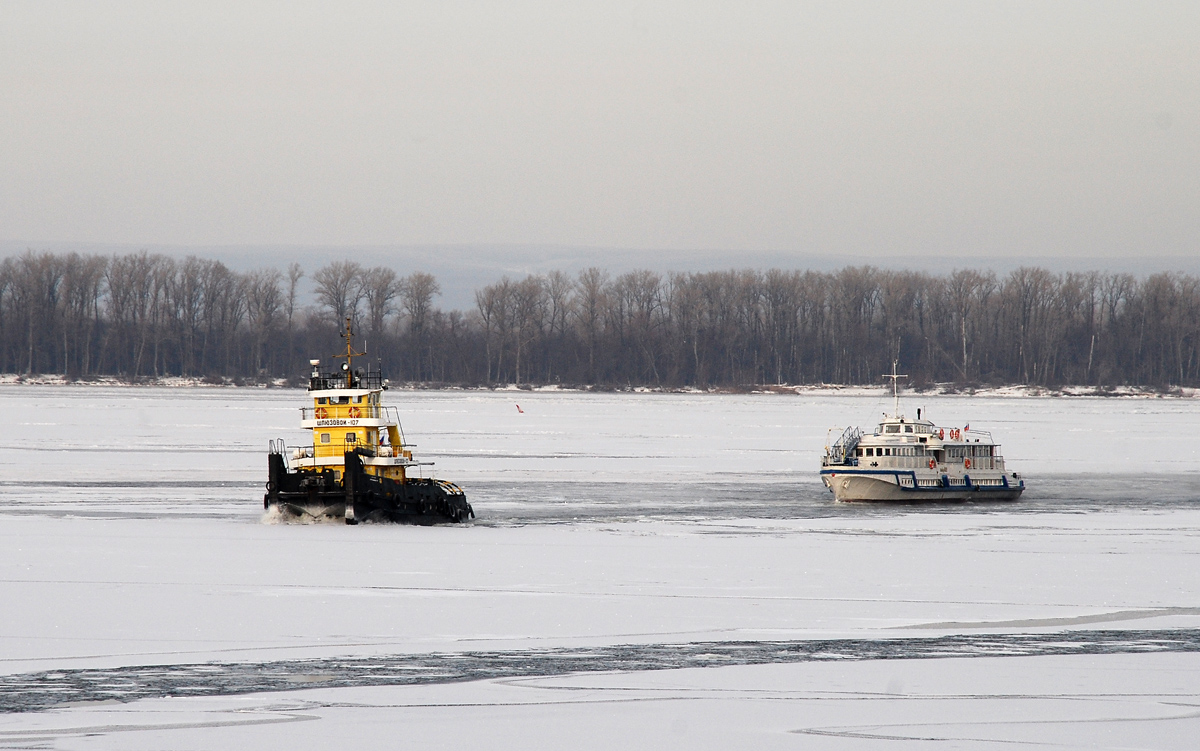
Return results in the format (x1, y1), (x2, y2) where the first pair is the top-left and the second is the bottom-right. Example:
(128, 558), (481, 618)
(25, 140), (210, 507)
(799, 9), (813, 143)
(2, 251), (1198, 387)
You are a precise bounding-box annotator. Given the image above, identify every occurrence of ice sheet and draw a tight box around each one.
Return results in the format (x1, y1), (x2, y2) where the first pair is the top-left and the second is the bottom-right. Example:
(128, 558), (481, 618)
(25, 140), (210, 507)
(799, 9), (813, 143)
(2, 385), (1200, 748)
(4, 386), (1199, 489)
(4, 654), (1200, 749)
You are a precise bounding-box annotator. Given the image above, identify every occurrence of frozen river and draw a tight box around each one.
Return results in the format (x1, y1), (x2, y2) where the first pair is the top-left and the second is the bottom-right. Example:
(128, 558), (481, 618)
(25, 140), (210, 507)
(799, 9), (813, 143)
(2, 385), (1199, 748)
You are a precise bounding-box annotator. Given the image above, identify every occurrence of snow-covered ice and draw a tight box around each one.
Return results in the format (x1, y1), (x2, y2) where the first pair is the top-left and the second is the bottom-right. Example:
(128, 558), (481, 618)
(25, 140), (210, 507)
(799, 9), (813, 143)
(2, 385), (1199, 748)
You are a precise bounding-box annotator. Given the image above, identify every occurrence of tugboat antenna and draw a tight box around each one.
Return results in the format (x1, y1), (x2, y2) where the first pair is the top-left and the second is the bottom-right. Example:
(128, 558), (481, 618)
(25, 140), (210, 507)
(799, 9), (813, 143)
(334, 316), (366, 383)
(883, 360), (907, 417)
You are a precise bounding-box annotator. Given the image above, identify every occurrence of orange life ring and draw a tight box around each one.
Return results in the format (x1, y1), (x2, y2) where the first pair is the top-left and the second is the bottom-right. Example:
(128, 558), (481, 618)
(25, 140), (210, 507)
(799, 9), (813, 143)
(938, 428), (944, 440)
(315, 407), (327, 419)
(928, 458), (937, 469)
(348, 406), (361, 418)
(964, 458), (971, 469)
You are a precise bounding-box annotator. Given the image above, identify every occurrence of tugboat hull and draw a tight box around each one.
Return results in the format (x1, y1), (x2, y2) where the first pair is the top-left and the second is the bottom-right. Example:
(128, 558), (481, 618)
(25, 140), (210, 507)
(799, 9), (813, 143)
(265, 451), (473, 524)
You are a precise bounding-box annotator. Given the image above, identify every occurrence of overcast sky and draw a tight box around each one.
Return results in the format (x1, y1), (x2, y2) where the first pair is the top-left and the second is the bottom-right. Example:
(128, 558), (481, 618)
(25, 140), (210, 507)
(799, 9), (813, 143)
(2, 1), (1197, 262)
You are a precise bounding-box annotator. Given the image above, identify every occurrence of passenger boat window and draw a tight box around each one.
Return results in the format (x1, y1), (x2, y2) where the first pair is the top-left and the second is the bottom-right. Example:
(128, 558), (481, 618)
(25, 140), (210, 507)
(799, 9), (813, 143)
(866, 448), (874, 456)
(855, 448), (863, 457)
(320, 433), (330, 443)
(904, 426), (913, 433)
(885, 425), (900, 434)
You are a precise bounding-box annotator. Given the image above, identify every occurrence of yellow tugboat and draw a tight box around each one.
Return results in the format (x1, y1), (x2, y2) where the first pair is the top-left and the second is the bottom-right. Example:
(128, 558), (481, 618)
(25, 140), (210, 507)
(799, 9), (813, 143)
(265, 318), (473, 524)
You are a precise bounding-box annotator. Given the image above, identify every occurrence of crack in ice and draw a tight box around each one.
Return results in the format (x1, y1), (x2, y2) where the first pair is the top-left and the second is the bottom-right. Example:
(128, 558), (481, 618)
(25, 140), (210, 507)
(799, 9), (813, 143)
(3, 629), (1200, 714)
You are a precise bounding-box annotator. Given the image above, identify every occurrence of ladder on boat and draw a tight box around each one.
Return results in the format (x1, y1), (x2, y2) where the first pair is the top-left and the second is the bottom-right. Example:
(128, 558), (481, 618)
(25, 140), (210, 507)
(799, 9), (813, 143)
(829, 426), (863, 465)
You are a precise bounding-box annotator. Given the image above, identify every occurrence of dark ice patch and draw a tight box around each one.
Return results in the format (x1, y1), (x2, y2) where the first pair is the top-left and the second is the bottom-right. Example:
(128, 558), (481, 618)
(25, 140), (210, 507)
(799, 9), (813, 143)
(3, 629), (1199, 713)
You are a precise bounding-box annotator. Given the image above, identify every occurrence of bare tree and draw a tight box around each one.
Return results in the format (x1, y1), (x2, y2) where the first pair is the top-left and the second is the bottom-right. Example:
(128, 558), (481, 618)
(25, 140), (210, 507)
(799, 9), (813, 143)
(573, 268), (608, 382)
(401, 272), (441, 380)
(246, 269), (283, 374)
(361, 267), (402, 342)
(510, 275), (547, 385)
(61, 254), (107, 376)
(475, 278), (511, 383)
(285, 263), (304, 369)
(313, 261), (363, 327)
(5, 252), (1200, 389)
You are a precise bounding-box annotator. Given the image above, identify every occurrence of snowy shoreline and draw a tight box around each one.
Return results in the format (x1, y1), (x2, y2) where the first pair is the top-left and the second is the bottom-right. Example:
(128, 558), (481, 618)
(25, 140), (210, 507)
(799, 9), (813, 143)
(0, 372), (1195, 398)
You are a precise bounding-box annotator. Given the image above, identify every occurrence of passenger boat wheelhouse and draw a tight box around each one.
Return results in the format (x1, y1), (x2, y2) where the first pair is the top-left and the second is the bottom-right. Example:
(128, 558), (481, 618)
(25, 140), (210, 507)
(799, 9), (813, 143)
(820, 366), (1024, 502)
(264, 318), (473, 524)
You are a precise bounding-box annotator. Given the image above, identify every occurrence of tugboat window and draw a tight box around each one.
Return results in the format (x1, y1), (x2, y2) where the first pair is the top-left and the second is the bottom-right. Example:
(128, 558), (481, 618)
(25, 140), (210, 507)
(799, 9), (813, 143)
(320, 433), (330, 443)
(347, 433), (356, 443)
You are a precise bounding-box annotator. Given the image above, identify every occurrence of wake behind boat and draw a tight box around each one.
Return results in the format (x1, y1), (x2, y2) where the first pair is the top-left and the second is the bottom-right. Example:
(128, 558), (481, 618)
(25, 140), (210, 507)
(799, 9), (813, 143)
(819, 365), (1024, 502)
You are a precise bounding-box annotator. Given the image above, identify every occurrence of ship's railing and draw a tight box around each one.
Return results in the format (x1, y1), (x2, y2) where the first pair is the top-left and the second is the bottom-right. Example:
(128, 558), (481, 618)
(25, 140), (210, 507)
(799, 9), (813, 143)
(309, 371), (385, 391)
(300, 405), (400, 422)
(962, 428), (993, 441)
(289, 442), (416, 461)
(826, 425), (863, 465)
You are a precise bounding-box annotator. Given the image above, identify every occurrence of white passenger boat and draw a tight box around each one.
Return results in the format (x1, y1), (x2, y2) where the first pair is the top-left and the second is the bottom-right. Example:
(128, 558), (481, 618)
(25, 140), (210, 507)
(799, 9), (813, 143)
(819, 366), (1024, 502)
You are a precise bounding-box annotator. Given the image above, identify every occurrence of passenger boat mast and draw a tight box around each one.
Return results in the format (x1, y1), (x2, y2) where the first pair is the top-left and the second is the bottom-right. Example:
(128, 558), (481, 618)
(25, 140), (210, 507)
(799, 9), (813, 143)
(883, 361), (907, 417)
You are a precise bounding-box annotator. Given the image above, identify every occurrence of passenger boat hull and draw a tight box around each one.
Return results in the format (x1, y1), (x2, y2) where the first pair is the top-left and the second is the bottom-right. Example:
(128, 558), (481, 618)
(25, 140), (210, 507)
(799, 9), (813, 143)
(265, 451), (474, 524)
(820, 470), (1024, 502)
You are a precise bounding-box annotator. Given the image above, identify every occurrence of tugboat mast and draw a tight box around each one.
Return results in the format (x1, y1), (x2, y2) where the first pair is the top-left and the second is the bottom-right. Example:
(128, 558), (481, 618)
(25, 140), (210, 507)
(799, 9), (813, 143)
(334, 316), (365, 384)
